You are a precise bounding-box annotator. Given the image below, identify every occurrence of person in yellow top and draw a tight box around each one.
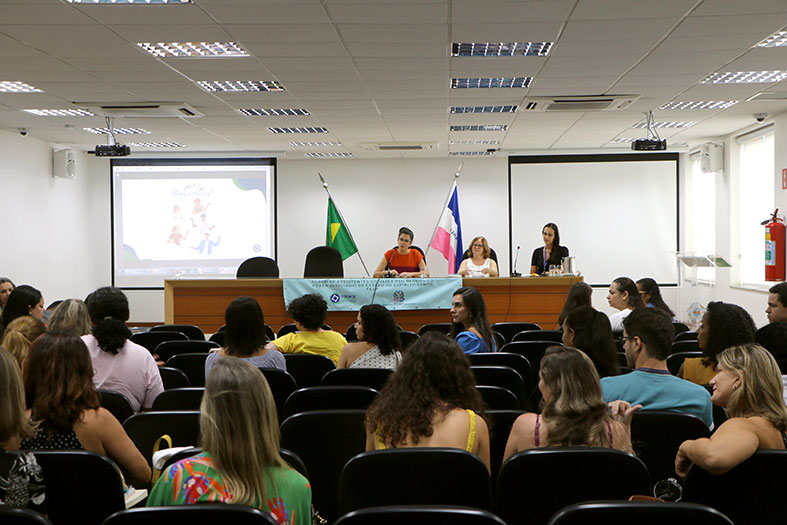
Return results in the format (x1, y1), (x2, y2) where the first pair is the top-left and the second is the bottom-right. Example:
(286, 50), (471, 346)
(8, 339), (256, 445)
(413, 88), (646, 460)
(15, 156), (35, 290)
(265, 294), (346, 365)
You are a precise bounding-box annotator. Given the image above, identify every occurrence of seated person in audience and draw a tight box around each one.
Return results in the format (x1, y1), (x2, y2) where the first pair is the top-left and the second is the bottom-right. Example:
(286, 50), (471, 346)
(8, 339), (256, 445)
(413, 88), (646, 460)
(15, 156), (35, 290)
(503, 346), (636, 460)
(20, 331), (151, 487)
(755, 322), (787, 406)
(601, 308), (713, 428)
(636, 277), (675, 319)
(449, 286), (496, 354)
(82, 287), (164, 412)
(767, 282), (787, 323)
(557, 281), (592, 326)
(457, 236), (499, 277)
(265, 294), (347, 365)
(606, 277), (644, 332)
(47, 298), (91, 336)
(148, 358), (312, 524)
(2, 315), (46, 368)
(1, 285), (44, 329)
(679, 302), (756, 385)
(0, 346), (45, 511)
(676, 344), (787, 476)
(365, 332), (490, 472)
(372, 227), (429, 278)
(561, 306), (619, 378)
(205, 296), (285, 379)
(0, 277), (14, 315)
(338, 304), (402, 369)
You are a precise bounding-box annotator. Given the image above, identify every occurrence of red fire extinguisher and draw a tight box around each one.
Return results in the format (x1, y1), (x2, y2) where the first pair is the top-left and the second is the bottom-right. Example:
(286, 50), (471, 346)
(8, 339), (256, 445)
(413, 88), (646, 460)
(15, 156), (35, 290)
(763, 209), (785, 282)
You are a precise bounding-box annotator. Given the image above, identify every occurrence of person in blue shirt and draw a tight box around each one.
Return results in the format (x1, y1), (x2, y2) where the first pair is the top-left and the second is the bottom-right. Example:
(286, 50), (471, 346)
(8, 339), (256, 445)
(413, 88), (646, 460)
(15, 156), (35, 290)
(449, 286), (496, 354)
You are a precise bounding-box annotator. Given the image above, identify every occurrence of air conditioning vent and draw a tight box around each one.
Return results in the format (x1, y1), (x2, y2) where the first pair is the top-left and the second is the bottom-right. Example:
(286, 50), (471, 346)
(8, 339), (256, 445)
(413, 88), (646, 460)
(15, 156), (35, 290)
(72, 102), (204, 118)
(360, 142), (438, 151)
(523, 95), (640, 112)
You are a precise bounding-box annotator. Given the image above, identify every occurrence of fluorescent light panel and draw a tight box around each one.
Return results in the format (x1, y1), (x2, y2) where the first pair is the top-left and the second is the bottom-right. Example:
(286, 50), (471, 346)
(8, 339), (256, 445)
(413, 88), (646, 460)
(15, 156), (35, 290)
(451, 42), (553, 57)
(197, 80), (285, 92)
(608, 137), (638, 143)
(138, 42), (248, 58)
(450, 125), (507, 132)
(84, 127), (150, 134)
(0, 81), (42, 93)
(449, 151), (495, 156)
(449, 140), (500, 145)
(268, 127), (327, 134)
(450, 105), (518, 114)
(701, 71), (787, 84)
(451, 77), (531, 89)
(239, 108), (309, 116)
(24, 109), (94, 116)
(757, 30), (787, 48)
(659, 100), (738, 110)
(304, 152), (353, 158)
(631, 121), (695, 129)
(128, 142), (185, 147)
(289, 141), (342, 147)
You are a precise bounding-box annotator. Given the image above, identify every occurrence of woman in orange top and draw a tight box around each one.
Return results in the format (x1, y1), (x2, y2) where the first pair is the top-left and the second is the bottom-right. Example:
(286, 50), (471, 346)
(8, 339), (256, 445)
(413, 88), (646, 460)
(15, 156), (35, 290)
(373, 227), (429, 278)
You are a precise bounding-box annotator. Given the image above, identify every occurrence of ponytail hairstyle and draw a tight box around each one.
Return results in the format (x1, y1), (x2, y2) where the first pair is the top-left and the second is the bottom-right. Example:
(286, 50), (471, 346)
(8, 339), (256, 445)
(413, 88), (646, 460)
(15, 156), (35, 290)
(612, 277), (644, 309)
(1, 315), (47, 368)
(557, 282), (592, 326)
(86, 287), (131, 355)
(563, 306), (619, 377)
(636, 278), (674, 317)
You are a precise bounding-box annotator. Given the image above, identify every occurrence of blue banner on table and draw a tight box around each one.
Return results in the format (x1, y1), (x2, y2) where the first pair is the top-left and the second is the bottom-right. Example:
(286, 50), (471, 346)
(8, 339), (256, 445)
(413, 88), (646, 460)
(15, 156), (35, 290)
(282, 278), (462, 311)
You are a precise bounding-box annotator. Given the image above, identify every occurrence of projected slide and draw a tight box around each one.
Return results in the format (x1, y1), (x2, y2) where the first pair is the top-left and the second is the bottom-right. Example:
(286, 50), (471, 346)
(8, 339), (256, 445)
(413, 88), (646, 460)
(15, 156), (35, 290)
(112, 158), (275, 288)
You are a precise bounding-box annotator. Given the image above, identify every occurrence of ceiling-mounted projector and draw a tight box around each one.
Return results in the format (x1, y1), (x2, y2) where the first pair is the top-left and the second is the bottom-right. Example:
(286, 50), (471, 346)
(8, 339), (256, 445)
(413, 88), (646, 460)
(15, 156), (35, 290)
(94, 144), (130, 156)
(632, 139), (666, 151)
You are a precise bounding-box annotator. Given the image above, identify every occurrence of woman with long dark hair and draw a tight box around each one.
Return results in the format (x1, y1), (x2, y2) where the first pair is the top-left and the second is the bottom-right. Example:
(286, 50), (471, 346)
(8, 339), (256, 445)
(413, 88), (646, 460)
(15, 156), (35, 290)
(530, 223), (569, 275)
(606, 277), (644, 331)
(338, 304), (402, 369)
(557, 282), (593, 326)
(449, 286), (496, 354)
(2, 285), (44, 329)
(562, 306), (619, 377)
(636, 277), (675, 318)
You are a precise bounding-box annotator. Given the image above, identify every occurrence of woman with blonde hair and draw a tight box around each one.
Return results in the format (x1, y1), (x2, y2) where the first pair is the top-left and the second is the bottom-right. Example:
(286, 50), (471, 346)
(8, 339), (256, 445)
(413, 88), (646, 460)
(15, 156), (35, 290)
(1, 315), (46, 368)
(47, 298), (91, 337)
(503, 346), (636, 460)
(676, 344), (787, 476)
(148, 358), (311, 524)
(458, 236), (499, 277)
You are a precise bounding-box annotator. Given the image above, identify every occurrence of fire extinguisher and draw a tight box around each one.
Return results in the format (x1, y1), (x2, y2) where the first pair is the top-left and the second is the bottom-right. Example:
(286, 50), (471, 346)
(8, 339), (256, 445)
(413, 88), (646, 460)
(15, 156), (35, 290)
(763, 209), (785, 282)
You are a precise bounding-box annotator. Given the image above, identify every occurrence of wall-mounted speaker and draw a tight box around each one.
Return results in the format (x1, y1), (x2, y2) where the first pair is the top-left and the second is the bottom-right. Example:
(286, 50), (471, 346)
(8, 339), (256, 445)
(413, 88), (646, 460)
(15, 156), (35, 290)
(700, 143), (723, 173)
(53, 149), (76, 179)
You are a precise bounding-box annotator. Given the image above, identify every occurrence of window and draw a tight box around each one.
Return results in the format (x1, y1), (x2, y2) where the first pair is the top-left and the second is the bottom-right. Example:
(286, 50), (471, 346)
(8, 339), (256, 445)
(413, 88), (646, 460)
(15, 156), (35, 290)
(687, 154), (716, 281)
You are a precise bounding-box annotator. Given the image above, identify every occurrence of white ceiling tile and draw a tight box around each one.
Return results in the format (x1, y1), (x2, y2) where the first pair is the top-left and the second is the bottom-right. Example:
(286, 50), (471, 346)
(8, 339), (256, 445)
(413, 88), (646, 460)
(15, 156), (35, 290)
(451, 1), (573, 23)
(326, 3), (446, 23)
(337, 24), (446, 43)
(672, 14), (785, 37)
(201, 4), (329, 24)
(241, 42), (349, 57)
(78, 4), (216, 25)
(344, 42), (446, 57)
(222, 24), (341, 43)
(450, 22), (563, 42)
(570, 0), (695, 20)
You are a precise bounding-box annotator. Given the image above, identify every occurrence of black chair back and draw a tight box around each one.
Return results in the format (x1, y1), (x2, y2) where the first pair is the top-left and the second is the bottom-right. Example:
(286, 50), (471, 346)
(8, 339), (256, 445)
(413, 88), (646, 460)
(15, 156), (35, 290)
(485, 410), (526, 483)
(335, 506), (507, 525)
(322, 368), (393, 391)
(123, 411), (201, 466)
(103, 504), (278, 525)
(258, 368), (298, 422)
(130, 331), (188, 353)
(284, 386), (378, 418)
(282, 354), (336, 388)
(158, 446), (309, 481)
(339, 449), (493, 515)
(154, 340), (218, 362)
(674, 331), (698, 342)
(672, 340), (700, 353)
(548, 501), (734, 525)
(236, 256), (280, 278)
(476, 385), (520, 410)
(158, 366), (190, 389)
(673, 321), (690, 334)
(98, 389), (135, 424)
(0, 507), (53, 525)
(470, 366), (526, 410)
(151, 387), (205, 411)
(462, 246), (499, 264)
(304, 246), (344, 278)
(399, 330), (419, 350)
(150, 324), (205, 341)
(418, 323), (452, 336)
(166, 353), (209, 387)
(468, 353), (531, 389)
(277, 323), (299, 338)
(208, 331), (225, 346)
(512, 330), (563, 343)
(666, 351), (703, 376)
(491, 322), (541, 343)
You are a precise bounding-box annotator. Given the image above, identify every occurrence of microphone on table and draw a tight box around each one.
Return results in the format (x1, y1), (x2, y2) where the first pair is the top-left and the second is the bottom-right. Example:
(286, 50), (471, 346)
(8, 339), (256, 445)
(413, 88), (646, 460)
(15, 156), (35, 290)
(511, 245), (522, 277)
(384, 247), (397, 277)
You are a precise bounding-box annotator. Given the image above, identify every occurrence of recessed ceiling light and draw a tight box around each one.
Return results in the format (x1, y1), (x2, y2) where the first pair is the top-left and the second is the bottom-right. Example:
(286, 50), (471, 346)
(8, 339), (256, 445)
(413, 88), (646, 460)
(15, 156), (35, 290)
(450, 105), (518, 114)
(67, 0), (191, 3)
(451, 77), (531, 89)
(449, 151), (496, 156)
(608, 137), (638, 143)
(304, 152), (353, 158)
(138, 42), (248, 58)
(0, 81), (43, 93)
(197, 80), (285, 92)
(451, 42), (553, 57)
(449, 140), (501, 145)
(450, 125), (507, 132)
(659, 100), (738, 110)
(289, 141), (342, 147)
(700, 71), (787, 84)
(268, 127), (327, 134)
(128, 142), (185, 147)
(84, 127), (151, 134)
(631, 121), (695, 129)
(24, 108), (94, 116)
(239, 108), (309, 116)
(756, 30), (787, 48)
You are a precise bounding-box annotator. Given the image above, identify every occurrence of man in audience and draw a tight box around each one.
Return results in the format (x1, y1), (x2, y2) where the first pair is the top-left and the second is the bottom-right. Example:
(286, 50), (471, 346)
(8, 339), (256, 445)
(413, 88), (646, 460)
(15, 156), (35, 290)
(766, 282), (787, 324)
(601, 308), (713, 427)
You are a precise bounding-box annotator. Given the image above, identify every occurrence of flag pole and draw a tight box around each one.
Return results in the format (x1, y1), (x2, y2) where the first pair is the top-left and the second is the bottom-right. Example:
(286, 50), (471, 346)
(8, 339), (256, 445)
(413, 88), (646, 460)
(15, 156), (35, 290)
(318, 173), (371, 276)
(424, 163), (463, 262)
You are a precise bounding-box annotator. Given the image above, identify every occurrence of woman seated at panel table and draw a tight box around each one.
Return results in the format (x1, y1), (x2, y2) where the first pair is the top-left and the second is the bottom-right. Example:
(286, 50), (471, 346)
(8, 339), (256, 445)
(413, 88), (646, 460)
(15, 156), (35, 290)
(530, 222), (569, 276)
(458, 236), (499, 278)
(373, 227), (429, 278)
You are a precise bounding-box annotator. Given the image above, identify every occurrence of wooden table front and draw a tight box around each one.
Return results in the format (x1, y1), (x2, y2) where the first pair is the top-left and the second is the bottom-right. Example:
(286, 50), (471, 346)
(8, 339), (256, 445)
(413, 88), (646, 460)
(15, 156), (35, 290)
(165, 276), (583, 334)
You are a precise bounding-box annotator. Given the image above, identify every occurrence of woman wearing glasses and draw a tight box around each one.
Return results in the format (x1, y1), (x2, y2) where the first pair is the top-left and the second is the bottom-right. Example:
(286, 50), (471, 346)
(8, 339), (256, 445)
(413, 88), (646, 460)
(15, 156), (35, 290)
(458, 236), (498, 277)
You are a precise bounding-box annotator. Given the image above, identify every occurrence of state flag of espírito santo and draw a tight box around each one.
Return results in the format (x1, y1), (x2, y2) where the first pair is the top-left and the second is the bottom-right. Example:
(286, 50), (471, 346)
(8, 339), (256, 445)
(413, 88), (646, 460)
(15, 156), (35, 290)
(429, 182), (463, 273)
(326, 197), (358, 260)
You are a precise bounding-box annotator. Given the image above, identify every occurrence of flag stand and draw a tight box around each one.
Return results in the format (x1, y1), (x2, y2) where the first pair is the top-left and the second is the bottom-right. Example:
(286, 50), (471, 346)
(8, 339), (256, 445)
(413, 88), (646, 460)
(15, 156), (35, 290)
(319, 173), (370, 276)
(424, 163), (463, 265)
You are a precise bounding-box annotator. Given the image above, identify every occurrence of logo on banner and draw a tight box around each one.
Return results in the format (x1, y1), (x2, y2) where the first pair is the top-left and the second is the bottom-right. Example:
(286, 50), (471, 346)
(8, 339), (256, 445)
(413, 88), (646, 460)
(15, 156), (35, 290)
(393, 290), (405, 303)
(330, 294), (340, 303)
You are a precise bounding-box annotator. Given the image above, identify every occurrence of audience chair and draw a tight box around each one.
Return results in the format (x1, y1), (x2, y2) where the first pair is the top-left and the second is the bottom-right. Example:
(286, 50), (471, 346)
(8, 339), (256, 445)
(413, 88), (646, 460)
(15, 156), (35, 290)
(672, 340), (700, 353)
(417, 323), (452, 336)
(492, 331), (505, 350)
(103, 505), (278, 525)
(149, 324), (205, 341)
(462, 246), (499, 264)
(477, 386), (520, 411)
(673, 322), (690, 334)
(703, 384), (728, 429)
(512, 330), (563, 343)
(158, 366), (190, 390)
(166, 353), (209, 387)
(151, 387), (205, 411)
(284, 386), (378, 418)
(98, 389), (135, 424)
(236, 256), (280, 278)
(257, 368), (298, 422)
(277, 323), (333, 338)
(338, 449), (493, 515)
(131, 331), (188, 353)
(335, 506), (507, 525)
(491, 322), (541, 343)
(674, 330), (698, 342)
(471, 366), (526, 410)
(682, 451), (787, 525)
(34, 451), (125, 525)
(616, 351), (627, 367)
(280, 410), (367, 523)
(499, 341), (559, 382)
(495, 448), (650, 525)
(153, 340), (218, 362)
(399, 330), (419, 350)
(207, 331), (224, 346)
(666, 351), (703, 376)
(123, 411), (201, 466)
(346, 323), (404, 342)
(0, 507), (52, 525)
(157, 446), (309, 481)
(282, 354), (336, 388)
(322, 368), (393, 391)
(468, 353), (532, 390)
(630, 411), (710, 484)
(160, 446), (202, 472)
(485, 410), (526, 483)
(304, 246), (344, 278)
(548, 501), (734, 525)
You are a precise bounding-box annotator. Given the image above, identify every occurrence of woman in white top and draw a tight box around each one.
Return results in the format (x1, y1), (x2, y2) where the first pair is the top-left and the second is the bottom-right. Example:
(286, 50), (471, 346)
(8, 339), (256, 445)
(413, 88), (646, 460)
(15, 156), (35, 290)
(337, 304), (402, 369)
(606, 277), (644, 332)
(457, 236), (498, 278)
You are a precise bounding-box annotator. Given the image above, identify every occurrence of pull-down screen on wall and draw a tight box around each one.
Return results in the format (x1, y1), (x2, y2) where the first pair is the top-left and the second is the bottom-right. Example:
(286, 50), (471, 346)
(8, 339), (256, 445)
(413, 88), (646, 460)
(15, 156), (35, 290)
(111, 158), (276, 289)
(509, 153), (678, 286)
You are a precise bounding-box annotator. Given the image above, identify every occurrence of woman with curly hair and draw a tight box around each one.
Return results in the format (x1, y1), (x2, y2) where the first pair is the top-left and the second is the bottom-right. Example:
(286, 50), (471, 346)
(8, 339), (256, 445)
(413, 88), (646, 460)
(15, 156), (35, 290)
(503, 346), (636, 460)
(676, 344), (787, 476)
(20, 331), (151, 486)
(2, 315), (46, 368)
(338, 304), (402, 369)
(449, 286), (496, 354)
(364, 332), (490, 471)
(636, 277), (675, 318)
(680, 301), (756, 385)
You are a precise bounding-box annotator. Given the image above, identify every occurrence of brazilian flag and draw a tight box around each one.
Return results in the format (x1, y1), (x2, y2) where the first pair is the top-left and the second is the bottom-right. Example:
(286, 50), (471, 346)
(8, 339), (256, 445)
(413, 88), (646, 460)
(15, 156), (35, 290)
(326, 198), (358, 260)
